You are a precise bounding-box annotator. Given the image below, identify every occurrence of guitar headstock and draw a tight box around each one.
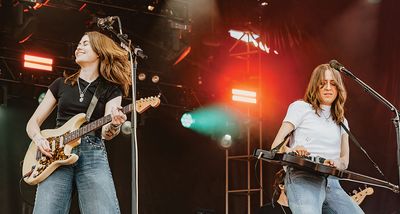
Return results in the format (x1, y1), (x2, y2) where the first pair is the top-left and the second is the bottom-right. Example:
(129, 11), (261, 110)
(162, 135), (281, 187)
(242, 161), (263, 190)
(136, 94), (161, 113)
(351, 186), (374, 205)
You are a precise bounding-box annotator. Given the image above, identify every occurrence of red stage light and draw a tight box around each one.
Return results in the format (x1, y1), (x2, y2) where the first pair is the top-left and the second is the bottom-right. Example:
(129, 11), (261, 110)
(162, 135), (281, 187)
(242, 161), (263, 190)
(232, 88), (257, 104)
(24, 54), (53, 71)
(173, 46), (191, 66)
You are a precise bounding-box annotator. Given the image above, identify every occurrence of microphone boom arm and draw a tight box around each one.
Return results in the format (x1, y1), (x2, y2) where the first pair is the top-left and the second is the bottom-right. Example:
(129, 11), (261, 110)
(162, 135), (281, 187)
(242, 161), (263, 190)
(331, 60), (400, 186)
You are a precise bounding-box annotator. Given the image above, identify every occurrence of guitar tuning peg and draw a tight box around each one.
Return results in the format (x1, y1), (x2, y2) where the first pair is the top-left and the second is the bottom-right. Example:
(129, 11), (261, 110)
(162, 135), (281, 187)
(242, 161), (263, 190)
(352, 190), (357, 194)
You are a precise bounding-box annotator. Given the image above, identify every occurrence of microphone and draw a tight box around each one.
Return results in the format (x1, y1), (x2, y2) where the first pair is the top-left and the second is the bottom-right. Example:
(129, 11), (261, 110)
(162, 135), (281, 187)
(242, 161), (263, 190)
(329, 59), (353, 76)
(133, 47), (148, 59)
(97, 16), (118, 29)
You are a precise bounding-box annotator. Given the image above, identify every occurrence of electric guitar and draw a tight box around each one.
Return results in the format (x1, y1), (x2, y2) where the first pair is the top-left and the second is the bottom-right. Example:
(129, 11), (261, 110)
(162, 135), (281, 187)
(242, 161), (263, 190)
(22, 95), (161, 185)
(351, 187), (374, 205)
(254, 149), (399, 193)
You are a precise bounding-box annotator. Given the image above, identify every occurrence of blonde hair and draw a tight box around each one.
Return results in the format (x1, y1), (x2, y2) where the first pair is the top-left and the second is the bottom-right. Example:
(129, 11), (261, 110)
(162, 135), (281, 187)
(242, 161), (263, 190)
(65, 31), (131, 96)
(304, 63), (347, 123)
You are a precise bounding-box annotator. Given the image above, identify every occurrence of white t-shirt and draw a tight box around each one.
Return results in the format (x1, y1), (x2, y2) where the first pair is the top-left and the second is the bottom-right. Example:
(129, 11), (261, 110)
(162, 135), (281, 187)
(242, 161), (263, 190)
(283, 100), (348, 160)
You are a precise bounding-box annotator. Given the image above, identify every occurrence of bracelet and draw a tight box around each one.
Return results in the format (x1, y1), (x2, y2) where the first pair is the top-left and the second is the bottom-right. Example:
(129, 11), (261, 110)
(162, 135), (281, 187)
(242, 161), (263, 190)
(110, 123), (122, 129)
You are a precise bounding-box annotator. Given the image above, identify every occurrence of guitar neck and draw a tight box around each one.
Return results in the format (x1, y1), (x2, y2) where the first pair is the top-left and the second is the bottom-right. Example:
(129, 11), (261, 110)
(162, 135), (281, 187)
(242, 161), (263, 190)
(64, 104), (134, 143)
(340, 170), (399, 193)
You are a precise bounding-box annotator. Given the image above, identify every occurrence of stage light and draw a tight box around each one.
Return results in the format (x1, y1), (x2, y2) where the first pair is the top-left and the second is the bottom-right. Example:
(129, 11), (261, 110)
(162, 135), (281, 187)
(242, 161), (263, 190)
(13, 3), (39, 43)
(23, 54), (53, 71)
(24, 54), (53, 64)
(20, 0), (46, 10)
(79, 3), (87, 12)
(173, 46), (191, 66)
(228, 29), (260, 43)
(180, 106), (242, 141)
(181, 113), (194, 128)
(121, 121), (132, 135)
(138, 72), (146, 81)
(229, 29), (279, 55)
(24, 62), (52, 71)
(20, 0), (45, 4)
(37, 92), (45, 103)
(232, 88), (257, 104)
(151, 75), (160, 83)
(147, 5), (155, 11)
(219, 134), (233, 149)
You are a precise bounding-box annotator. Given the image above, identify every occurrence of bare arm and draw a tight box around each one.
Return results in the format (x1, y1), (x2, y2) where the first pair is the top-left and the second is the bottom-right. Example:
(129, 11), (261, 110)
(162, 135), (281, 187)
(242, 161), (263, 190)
(337, 134), (350, 169)
(271, 122), (294, 153)
(102, 96), (127, 140)
(324, 134), (349, 170)
(271, 122), (310, 156)
(26, 89), (57, 157)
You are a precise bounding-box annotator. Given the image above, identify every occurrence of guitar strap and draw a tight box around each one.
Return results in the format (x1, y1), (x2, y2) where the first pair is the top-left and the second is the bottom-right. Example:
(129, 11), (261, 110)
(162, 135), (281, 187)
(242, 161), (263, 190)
(339, 122), (387, 180)
(271, 130), (294, 154)
(85, 78), (107, 122)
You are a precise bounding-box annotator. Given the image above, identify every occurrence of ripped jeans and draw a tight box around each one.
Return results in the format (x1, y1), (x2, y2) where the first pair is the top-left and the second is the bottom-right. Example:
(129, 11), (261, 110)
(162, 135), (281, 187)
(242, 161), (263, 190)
(33, 135), (120, 214)
(284, 167), (364, 214)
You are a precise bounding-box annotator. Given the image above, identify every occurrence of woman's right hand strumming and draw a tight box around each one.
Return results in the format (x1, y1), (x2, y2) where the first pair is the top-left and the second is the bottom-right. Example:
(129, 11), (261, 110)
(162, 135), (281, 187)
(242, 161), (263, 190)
(33, 133), (53, 158)
(290, 145), (310, 157)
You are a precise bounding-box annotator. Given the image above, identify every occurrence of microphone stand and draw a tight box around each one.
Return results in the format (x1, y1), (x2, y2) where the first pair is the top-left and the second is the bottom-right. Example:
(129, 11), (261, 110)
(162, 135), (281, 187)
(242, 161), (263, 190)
(101, 20), (142, 214)
(340, 68), (400, 186)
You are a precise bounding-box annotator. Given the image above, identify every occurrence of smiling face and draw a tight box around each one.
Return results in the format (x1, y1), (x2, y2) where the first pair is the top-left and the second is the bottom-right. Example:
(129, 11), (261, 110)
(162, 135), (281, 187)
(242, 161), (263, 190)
(75, 35), (99, 66)
(318, 69), (338, 106)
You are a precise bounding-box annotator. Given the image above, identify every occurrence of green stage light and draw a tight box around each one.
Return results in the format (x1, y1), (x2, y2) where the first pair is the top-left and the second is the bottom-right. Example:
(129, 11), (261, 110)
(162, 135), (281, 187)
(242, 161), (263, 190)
(180, 105), (241, 138)
(37, 92), (45, 103)
(181, 113), (195, 128)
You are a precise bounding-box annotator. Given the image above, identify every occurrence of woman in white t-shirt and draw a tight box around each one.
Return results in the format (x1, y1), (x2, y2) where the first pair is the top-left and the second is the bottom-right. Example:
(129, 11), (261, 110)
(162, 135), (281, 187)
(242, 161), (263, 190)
(271, 63), (364, 214)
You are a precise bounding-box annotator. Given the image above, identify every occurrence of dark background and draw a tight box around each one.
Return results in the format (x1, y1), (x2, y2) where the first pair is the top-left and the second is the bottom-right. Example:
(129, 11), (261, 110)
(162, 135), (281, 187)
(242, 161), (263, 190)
(1, 0), (400, 213)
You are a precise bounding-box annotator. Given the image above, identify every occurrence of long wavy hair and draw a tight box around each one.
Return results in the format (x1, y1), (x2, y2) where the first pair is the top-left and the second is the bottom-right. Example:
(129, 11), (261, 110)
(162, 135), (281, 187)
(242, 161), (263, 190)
(65, 31), (131, 96)
(304, 63), (347, 123)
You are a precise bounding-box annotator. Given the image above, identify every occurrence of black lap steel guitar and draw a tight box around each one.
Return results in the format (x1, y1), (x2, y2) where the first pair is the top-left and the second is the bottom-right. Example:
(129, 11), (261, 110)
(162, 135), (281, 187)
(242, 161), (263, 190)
(254, 149), (399, 193)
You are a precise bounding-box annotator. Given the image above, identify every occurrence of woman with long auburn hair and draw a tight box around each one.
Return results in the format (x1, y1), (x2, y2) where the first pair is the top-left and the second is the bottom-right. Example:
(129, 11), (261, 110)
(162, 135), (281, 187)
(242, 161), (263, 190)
(26, 31), (130, 213)
(270, 63), (364, 213)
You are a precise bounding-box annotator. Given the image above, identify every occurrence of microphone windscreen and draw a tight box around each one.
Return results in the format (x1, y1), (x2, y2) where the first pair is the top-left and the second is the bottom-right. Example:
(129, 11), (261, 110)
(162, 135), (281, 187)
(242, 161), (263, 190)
(329, 59), (342, 71)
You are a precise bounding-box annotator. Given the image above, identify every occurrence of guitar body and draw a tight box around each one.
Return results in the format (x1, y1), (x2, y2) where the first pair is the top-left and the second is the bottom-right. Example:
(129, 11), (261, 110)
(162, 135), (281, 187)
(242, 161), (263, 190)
(254, 149), (399, 193)
(277, 153), (341, 176)
(22, 113), (87, 185)
(22, 95), (161, 185)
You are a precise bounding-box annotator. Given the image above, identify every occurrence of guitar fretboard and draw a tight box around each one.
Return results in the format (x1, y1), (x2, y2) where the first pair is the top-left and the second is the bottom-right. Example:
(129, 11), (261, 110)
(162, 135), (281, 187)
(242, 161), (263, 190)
(63, 105), (132, 143)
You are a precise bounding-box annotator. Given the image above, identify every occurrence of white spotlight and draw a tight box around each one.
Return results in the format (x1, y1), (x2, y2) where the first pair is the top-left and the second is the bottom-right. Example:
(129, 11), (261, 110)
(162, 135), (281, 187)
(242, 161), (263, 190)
(138, 73), (146, 81)
(219, 134), (233, 149)
(147, 5), (155, 11)
(121, 121), (132, 135)
(151, 75), (160, 83)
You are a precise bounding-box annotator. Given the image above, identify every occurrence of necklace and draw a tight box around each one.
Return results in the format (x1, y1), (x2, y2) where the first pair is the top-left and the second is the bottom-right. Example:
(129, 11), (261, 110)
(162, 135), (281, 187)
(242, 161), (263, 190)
(77, 78), (92, 102)
(321, 109), (331, 122)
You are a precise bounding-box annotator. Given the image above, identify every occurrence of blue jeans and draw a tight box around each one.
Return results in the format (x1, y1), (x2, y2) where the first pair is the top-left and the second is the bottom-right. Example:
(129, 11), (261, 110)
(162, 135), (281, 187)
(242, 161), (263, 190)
(33, 136), (120, 214)
(284, 167), (364, 214)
